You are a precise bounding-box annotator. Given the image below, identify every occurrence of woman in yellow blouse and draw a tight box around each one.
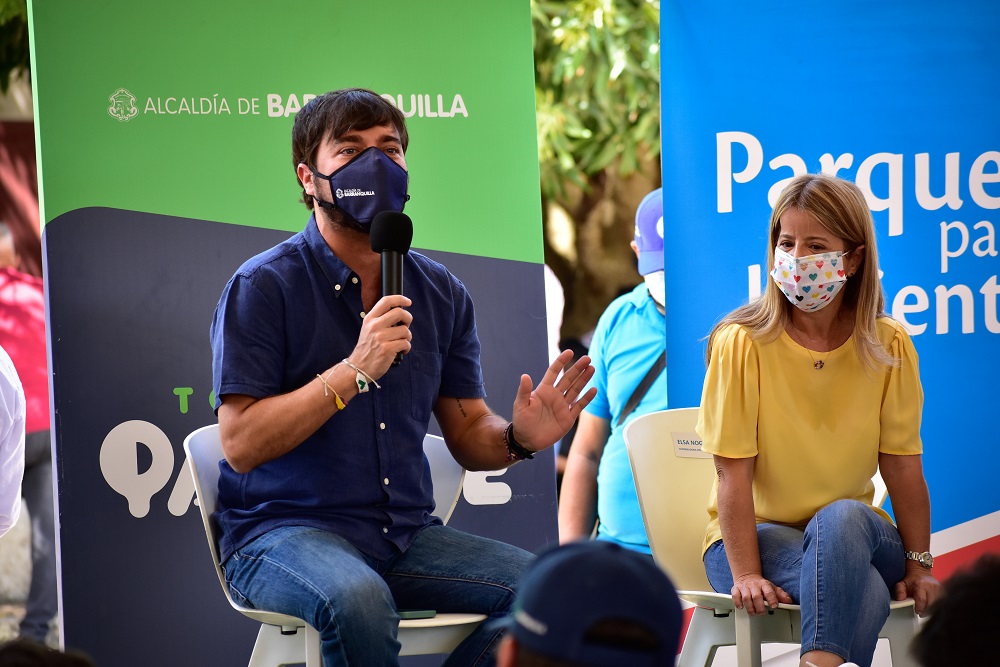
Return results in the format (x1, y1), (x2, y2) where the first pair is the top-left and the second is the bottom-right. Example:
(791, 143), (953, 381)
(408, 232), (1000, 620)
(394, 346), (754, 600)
(697, 174), (940, 667)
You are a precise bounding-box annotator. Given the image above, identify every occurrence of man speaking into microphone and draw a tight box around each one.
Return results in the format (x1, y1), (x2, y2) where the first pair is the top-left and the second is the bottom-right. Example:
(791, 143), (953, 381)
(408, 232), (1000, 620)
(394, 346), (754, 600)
(210, 88), (595, 667)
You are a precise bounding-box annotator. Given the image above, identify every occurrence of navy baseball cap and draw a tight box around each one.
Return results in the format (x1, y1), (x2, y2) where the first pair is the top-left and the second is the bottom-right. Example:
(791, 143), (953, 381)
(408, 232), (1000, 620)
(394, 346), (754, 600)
(634, 188), (664, 276)
(497, 541), (682, 666)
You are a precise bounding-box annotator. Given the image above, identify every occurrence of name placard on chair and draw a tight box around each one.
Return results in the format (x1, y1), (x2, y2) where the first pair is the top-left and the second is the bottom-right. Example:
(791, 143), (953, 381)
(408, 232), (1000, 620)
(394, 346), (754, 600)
(671, 431), (711, 459)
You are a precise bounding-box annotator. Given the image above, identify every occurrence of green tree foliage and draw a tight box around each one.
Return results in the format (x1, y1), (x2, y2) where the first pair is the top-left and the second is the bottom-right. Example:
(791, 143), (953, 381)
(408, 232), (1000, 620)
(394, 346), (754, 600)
(533, 0), (660, 200)
(0, 0), (29, 93)
(532, 0), (662, 338)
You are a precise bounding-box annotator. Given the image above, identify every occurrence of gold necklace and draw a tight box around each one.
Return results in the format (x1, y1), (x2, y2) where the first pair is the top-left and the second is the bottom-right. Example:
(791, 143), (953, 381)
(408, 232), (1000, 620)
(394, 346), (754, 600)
(788, 323), (829, 370)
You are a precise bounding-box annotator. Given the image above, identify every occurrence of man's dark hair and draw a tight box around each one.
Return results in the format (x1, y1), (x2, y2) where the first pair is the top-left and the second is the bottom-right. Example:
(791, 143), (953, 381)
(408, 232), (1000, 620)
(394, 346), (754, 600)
(291, 88), (409, 210)
(911, 553), (1000, 666)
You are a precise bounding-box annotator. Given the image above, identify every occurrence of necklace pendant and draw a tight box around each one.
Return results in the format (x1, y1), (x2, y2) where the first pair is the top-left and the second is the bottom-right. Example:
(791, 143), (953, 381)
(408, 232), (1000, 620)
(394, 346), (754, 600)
(813, 360), (825, 370)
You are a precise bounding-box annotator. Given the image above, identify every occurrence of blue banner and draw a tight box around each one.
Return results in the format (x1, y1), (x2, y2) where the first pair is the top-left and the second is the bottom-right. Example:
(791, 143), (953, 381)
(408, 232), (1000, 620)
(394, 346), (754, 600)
(661, 1), (999, 569)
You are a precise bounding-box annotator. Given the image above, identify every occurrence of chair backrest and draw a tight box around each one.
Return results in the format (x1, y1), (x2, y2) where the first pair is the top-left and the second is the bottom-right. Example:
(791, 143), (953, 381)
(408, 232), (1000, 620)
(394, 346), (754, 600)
(423, 433), (464, 524)
(183, 424), (232, 600)
(623, 407), (715, 592)
(872, 469), (888, 509)
(624, 407), (893, 593)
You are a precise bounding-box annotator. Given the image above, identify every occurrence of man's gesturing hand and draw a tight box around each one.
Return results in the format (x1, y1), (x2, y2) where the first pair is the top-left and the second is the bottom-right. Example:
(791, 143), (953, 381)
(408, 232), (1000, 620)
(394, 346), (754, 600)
(510, 349), (597, 452)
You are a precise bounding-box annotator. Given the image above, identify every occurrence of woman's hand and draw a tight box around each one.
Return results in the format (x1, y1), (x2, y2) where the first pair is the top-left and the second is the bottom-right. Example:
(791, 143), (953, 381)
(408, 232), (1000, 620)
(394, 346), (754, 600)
(879, 453), (940, 616)
(894, 567), (941, 615)
(731, 573), (793, 615)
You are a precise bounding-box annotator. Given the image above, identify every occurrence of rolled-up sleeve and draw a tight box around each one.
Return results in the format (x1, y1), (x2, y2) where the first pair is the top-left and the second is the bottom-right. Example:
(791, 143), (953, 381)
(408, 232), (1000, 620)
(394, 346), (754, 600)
(211, 272), (287, 408)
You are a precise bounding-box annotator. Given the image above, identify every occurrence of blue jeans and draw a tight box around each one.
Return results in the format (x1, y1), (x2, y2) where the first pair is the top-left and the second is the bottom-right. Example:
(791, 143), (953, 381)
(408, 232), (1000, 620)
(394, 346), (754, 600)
(222, 524), (533, 667)
(20, 430), (58, 642)
(704, 500), (905, 667)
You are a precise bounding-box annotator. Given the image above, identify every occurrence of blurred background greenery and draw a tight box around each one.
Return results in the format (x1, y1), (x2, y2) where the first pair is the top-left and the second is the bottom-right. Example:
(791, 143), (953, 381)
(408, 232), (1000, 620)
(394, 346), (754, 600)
(0, 0), (27, 96)
(533, 0), (661, 341)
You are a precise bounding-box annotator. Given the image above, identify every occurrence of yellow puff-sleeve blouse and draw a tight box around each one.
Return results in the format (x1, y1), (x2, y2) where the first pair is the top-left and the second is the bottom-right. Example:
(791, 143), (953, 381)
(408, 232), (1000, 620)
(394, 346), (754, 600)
(696, 317), (923, 555)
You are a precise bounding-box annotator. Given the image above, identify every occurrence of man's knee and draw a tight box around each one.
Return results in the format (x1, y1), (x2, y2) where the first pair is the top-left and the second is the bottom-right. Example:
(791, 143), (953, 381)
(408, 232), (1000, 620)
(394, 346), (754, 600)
(322, 571), (394, 616)
(303, 571), (396, 638)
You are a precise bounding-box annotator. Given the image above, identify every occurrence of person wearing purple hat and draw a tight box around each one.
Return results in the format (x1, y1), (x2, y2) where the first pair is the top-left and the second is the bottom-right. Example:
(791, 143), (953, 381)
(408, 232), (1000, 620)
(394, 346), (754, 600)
(559, 188), (667, 555)
(495, 540), (683, 666)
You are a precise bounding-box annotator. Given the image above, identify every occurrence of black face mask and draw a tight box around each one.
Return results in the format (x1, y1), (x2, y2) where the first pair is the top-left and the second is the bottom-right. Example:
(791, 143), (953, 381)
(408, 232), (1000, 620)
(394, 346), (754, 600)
(309, 147), (410, 228)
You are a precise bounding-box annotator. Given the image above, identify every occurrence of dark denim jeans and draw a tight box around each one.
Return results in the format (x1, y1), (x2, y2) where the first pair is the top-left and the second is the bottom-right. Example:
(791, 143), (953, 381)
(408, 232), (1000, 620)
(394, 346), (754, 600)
(19, 430), (57, 642)
(222, 524), (533, 667)
(704, 500), (905, 667)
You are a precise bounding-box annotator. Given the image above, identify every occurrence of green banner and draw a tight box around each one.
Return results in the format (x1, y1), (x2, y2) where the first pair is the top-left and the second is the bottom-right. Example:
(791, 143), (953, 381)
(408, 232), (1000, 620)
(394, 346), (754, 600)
(30, 2), (550, 665)
(30, 1), (542, 263)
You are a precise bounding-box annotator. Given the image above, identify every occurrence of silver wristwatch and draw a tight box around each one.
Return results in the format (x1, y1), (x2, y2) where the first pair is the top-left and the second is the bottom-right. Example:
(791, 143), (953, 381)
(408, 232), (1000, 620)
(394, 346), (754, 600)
(904, 550), (934, 569)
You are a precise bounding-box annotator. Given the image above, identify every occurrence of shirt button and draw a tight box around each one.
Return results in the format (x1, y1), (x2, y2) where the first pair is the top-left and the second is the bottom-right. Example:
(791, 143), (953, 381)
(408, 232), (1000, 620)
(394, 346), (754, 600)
(382, 527), (389, 534)
(379, 422), (386, 430)
(334, 284), (341, 291)
(383, 477), (390, 485)
(360, 311), (366, 318)
(351, 276), (359, 284)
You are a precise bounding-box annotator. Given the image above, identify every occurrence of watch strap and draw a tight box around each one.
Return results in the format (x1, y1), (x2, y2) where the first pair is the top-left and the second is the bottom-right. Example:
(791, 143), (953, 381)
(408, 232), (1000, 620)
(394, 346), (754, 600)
(503, 422), (534, 462)
(904, 550), (934, 569)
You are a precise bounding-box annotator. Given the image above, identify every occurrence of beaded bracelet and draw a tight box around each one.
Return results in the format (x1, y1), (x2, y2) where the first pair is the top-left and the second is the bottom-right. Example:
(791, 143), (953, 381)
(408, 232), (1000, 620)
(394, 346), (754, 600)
(503, 422), (535, 462)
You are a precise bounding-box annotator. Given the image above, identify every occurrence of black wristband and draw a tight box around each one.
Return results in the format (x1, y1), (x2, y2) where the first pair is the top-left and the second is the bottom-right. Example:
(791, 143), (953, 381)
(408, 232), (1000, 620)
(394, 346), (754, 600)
(503, 422), (534, 461)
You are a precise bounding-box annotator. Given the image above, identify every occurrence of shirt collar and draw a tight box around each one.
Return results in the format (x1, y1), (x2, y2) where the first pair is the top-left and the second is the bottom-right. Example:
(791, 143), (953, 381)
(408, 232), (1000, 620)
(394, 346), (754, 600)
(627, 282), (664, 318)
(303, 214), (358, 299)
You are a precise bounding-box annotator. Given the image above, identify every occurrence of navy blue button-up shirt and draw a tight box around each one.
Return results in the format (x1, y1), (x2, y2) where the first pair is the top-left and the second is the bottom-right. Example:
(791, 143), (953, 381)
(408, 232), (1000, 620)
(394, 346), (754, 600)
(211, 216), (485, 562)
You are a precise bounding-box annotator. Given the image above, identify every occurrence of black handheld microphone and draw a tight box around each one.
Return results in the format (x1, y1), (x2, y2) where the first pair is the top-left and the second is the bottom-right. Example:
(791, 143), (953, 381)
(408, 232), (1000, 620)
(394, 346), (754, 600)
(370, 211), (413, 366)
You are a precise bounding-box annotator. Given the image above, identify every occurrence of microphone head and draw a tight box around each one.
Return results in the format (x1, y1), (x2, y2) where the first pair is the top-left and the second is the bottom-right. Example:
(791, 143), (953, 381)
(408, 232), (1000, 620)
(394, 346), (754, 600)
(370, 211), (413, 254)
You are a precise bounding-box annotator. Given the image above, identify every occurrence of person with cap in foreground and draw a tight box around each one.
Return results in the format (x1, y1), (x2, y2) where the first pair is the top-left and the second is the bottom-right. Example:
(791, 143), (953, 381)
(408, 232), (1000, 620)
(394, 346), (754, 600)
(495, 540), (683, 667)
(559, 188), (667, 553)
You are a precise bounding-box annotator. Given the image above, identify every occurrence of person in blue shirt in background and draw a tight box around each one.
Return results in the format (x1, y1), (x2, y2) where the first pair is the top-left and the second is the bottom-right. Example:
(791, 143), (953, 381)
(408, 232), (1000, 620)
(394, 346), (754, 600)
(558, 188), (666, 554)
(210, 88), (595, 667)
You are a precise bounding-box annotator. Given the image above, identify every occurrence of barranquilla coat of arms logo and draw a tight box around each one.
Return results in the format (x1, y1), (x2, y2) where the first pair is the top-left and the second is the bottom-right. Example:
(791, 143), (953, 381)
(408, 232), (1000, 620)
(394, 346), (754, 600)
(108, 88), (138, 122)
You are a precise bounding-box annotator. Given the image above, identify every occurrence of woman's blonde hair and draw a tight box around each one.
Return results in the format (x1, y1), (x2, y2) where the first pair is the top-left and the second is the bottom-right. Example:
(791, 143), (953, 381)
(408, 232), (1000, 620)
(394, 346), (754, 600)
(706, 173), (894, 369)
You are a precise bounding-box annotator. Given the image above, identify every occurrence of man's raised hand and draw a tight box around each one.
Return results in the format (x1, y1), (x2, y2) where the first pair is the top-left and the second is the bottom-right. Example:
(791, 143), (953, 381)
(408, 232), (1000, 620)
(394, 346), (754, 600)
(510, 349), (597, 452)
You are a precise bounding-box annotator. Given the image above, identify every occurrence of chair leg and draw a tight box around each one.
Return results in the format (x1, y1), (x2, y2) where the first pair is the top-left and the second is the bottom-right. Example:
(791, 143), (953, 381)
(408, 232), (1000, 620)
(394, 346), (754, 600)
(734, 609), (763, 667)
(678, 607), (735, 667)
(247, 623), (306, 667)
(881, 609), (919, 667)
(304, 624), (322, 667)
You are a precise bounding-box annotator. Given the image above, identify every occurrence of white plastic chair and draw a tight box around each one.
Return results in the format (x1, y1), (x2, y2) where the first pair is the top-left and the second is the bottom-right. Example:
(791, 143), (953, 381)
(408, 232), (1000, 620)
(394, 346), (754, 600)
(623, 408), (918, 667)
(184, 424), (487, 667)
